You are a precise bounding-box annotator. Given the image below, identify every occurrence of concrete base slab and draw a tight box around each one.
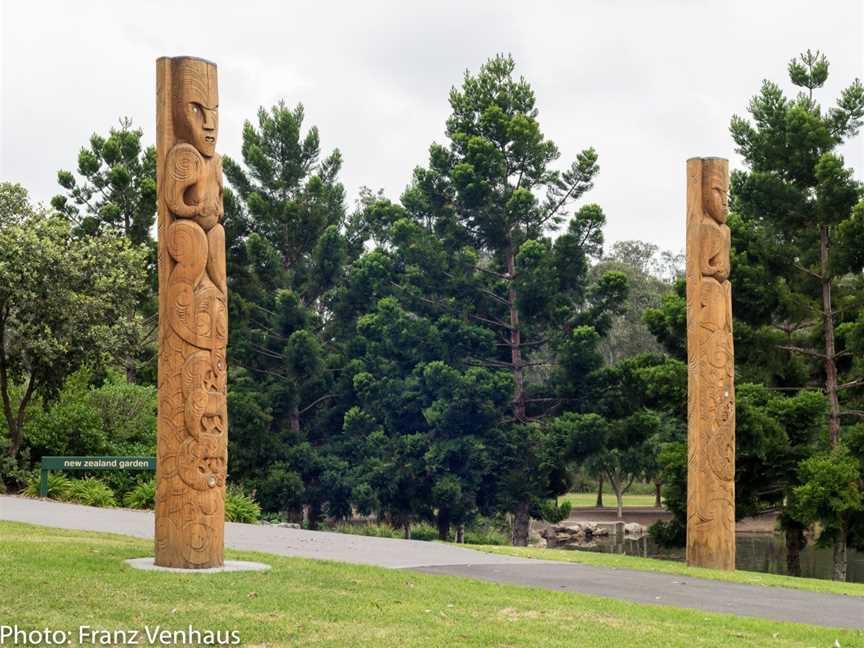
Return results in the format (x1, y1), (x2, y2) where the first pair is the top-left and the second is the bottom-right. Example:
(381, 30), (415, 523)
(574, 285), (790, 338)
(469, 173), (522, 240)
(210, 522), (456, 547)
(125, 557), (270, 573)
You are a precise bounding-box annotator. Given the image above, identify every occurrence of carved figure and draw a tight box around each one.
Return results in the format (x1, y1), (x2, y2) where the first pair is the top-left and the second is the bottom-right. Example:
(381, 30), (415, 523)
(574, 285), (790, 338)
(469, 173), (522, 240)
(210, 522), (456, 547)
(685, 158), (735, 570)
(155, 56), (226, 568)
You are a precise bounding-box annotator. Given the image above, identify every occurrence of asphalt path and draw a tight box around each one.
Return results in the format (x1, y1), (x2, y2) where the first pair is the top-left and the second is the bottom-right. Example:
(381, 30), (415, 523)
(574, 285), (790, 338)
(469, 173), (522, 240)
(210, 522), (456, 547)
(2, 495), (862, 629)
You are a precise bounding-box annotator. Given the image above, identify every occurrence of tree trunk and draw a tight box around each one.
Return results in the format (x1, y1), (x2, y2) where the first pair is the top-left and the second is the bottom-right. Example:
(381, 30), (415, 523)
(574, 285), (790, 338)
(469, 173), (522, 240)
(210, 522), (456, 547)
(125, 305), (137, 384)
(505, 241), (526, 421)
(784, 520), (805, 577)
(437, 508), (450, 541)
(654, 481), (662, 508)
(289, 403), (301, 435)
(126, 362), (137, 385)
(0, 370), (35, 459)
(596, 476), (604, 508)
(456, 524), (465, 544)
(609, 474), (624, 519)
(819, 225), (841, 448)
(505, 239), (532, 547)
(403, 521), (411, 540)
(307, 500), (321, 531)
(512, 500), (531, 546)
(832, 526), (848, 581)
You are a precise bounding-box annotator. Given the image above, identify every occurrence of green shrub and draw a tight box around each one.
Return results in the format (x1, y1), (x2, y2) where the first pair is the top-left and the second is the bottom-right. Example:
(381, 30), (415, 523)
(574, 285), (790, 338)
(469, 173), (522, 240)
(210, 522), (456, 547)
(463, 527), (508, 546)
(225, 485), (261, 523)
(24, 370), (105, 456)
(322, 522), (399, 538)
(409, 522), (438, 541)
(87, 371), (156, 455)
(23, 368), (156, 459)
(66, 478), (116, 507)
(0, 437), (30, 489)
(648, 518), (686, 548)
(24, 472), (72, 500)
(123, 479), (156, 509)
(537, 499), (572, 523)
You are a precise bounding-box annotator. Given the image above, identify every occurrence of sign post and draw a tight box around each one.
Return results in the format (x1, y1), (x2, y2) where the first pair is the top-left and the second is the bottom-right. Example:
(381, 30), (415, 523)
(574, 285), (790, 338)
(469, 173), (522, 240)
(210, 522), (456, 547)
(38, 456), (156, 497)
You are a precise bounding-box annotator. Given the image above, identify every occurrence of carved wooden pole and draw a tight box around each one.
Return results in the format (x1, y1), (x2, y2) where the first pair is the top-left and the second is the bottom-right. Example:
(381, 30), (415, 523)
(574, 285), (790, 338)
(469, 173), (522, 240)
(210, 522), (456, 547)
(155, 57), (227, 568)
(685, 157), (735, 570)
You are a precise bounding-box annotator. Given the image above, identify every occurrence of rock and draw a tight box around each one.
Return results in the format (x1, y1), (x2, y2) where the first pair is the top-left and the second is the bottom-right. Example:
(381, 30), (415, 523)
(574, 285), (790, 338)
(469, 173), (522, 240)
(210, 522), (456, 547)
(624, 522), (645, 536)
(278, 522), (301, 529)
(592, 526), (610, 537)
(582, 521), (599, 536)
(539, 526), (559, 548)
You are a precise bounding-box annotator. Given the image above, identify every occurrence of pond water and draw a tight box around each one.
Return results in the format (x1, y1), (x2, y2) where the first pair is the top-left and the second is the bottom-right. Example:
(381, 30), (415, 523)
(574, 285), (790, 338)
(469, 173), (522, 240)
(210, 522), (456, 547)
(570, 531), (864, 583)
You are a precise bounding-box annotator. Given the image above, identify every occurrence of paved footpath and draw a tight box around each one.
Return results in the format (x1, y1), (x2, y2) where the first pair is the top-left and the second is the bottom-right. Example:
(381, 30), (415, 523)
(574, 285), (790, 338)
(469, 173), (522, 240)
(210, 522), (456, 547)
(2, 496), (862, 629)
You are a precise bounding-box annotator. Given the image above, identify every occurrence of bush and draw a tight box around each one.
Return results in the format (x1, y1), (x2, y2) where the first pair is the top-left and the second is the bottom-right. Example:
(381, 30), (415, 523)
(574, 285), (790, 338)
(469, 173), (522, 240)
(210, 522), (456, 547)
(537, 499), (572, 523)
(87, 371), (156, 455)
(123, 479), (156, 509)
(322, 522), (400, 538)
(23, 368), (156, 459)
(648, 518), (686, 548)
(66, 478), (116, 507)
(409, 522), (438, 541)
(0, 436), (31, 489)
(23, 472), (72, 500)
(225, 485), (261, 523)
(463, 527), (508, 545)
(24, 370), (106, 457)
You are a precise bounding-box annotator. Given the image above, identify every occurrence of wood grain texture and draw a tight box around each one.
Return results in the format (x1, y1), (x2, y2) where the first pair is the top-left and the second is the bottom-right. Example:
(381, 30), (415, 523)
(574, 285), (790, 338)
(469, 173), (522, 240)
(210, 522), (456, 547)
(155, 56), (226, 569)
(685, 157), (736, 571)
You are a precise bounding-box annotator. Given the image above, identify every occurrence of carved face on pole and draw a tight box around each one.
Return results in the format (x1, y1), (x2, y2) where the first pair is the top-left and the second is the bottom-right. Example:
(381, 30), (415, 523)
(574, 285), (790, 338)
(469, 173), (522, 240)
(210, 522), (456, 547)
(172, 58), (219, 158)
(702, 163), (729, 225)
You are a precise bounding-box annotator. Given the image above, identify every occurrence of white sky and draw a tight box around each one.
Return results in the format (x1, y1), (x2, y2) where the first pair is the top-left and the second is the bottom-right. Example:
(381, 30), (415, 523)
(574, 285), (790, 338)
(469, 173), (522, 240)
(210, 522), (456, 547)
(1, 0), (862, 254)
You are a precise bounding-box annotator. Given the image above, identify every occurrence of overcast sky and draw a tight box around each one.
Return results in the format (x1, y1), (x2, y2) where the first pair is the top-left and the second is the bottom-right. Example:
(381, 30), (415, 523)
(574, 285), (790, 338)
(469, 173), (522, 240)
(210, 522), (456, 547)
(1, 0), (862, 253)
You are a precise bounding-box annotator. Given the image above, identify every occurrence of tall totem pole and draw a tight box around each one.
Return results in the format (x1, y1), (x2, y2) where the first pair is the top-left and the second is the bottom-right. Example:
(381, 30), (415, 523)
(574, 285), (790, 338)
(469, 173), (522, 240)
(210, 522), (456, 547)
(685, 157), (735, 570)
(155, 57), (227, 569)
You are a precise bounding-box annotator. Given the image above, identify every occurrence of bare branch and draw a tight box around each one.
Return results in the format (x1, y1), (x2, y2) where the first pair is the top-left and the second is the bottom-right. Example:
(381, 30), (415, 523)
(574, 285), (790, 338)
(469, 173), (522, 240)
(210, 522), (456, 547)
(475, 265), (510, 281)
(793, 262), (822, 279)
(777, 345), (827, 360)
(469, 313), (513, 330)
(465, 357), (514, 369)
(299, 394), (336, 415)
(838, 378), (864, 391)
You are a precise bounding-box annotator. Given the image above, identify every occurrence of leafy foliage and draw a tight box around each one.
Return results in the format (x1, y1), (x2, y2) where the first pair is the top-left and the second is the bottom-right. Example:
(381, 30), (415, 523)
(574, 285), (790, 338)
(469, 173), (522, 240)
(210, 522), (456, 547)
(51, 118), (157, 246)
(122, 479), (156, 510)
(66, 478), (117, 507)
(0, 185), (147, 462)
(23, 473), (72, 500)
(224, 485), (263, 523)
(23, 368), (155, 460)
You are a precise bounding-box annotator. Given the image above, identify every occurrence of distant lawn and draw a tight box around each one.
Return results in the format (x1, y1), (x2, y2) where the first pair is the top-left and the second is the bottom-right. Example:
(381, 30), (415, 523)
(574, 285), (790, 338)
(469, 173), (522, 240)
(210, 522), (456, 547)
(480, 544), (864, 598)
(561, 492), (659, 508)
(1, 522), (862, 647)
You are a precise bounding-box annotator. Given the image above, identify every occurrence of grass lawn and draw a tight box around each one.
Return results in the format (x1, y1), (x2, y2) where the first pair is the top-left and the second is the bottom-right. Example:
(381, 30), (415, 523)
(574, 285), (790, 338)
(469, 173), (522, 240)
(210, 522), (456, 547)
(561, 491), (659, 507)
(480, 544), (864, 598)
(1, 522), (862, 647)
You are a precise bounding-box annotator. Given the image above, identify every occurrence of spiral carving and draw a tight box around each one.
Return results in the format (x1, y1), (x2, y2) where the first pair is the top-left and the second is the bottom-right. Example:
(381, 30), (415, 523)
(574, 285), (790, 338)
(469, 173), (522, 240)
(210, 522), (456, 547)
(155, 56), (227, 569)
(685, 158), (735, 571)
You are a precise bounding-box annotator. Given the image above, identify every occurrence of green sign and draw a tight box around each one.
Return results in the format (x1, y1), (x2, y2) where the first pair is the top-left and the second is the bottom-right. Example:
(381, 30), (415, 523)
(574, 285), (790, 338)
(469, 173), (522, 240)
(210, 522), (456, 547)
(39, 455), (156, 497)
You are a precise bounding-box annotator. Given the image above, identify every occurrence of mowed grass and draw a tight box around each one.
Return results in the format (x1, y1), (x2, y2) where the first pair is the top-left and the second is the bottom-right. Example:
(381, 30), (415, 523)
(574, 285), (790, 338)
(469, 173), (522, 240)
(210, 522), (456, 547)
(479, 544), (864, 598)
(560, 491), (659, 507)
(1, 523), (862, 647)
